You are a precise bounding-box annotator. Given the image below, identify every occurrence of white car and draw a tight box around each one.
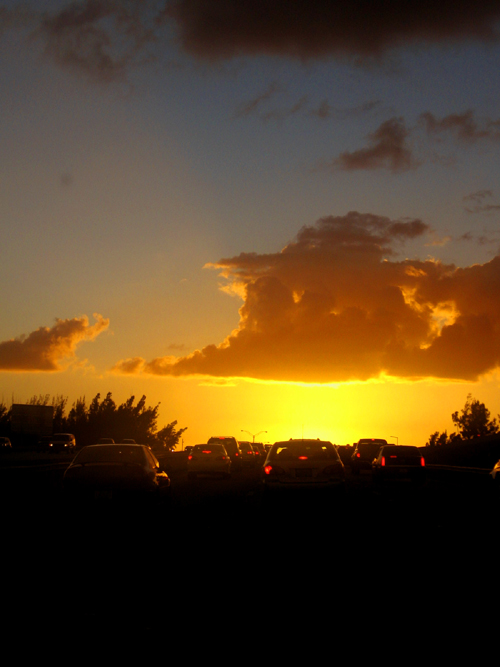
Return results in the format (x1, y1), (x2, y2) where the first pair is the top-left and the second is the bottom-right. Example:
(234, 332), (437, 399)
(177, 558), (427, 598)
(187, 444), (231, 479)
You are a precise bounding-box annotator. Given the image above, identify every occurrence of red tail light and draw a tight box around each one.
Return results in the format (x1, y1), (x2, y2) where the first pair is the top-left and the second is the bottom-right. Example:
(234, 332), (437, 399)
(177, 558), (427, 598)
(381, 456), (386, 466)
(202, 450), (211, 454)
(188, 455), (193, 460)
(420, 457), (425, 467)
(298, 456), (308, 460)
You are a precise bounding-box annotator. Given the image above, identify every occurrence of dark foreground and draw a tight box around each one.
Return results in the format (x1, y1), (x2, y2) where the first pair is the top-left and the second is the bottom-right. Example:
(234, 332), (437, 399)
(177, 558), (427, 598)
(1, 463), (497, 637)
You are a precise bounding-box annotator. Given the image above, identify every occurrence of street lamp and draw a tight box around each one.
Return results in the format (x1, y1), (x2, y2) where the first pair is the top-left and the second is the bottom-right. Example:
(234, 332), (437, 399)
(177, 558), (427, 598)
(390, 435), (398, 445)
(241, 429), (267, 443)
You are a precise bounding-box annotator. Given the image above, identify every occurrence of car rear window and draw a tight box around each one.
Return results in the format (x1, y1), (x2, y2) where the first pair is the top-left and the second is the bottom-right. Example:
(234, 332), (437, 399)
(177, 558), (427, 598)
(192, 445), (225, 454)
(269, 441), (339, 461)
(357, 443), (385, 455)
(381, 446), (420, 456)
(74, 445), (146, 465)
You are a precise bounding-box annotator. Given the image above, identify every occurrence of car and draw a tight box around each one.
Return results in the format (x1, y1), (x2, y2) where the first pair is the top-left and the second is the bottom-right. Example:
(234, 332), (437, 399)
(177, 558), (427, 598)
(252, 442), (267, 463)
(96, 437), (115, 444)
(121, 439), (137, 444)
(0, 437), (11, 448)
(63, 444), (171, 504)
(238, 441), (257, 468)
(50, 433), (76, 453)
(207, 436), (243, 471)
(187, 443), (231, 479)
(372, 445), (426, 484)
(350, 438), (387, 475)
(262, 438), (345, 495)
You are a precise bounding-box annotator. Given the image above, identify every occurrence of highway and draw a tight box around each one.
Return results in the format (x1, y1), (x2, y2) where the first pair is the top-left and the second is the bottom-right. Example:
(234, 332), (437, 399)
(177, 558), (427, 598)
(1, 460), (496, 632)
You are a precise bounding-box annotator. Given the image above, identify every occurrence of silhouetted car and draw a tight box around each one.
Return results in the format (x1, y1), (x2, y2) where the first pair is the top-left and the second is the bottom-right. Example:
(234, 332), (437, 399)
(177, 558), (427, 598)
(96, 437), (115, 444)
(207, 436), (243, 471)
(187, 444), (231, 479)
(239, 441), (257, 468)
(372, 445), (426, 484)
(63, 444), (171, 504)
(0, 437), (11, 448)
(351, 439), (387, 474)
(121, 439), (136, 444)
(50, 433), (76, 453)
(262, 439), (345, 494)
(252, 442), (266, 463)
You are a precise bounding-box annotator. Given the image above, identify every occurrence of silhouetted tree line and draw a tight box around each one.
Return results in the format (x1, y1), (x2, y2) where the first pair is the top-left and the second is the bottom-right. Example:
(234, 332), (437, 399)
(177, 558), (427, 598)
(0, 392), (187, 451)
(426, 394), (499, 447)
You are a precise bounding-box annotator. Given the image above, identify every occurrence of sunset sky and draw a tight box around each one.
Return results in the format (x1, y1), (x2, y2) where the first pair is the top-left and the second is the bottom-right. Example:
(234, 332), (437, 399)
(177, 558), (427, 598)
(2, 1), (500, 447)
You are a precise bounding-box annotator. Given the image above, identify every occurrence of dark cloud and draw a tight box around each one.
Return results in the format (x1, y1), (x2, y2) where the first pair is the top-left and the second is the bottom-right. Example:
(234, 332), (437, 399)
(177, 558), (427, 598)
(108, 212), (500, 383)
(330, 117), (416, 172)
(233, 81), (280, 118)
(166, 0), (500, 61)
(235, 88), (380, 123)
(464, 190), (494, 203)
(420, 110), (500, 142)
(463, 190), (500, 214)
(35, 0), (157, 82)
(4, 2), (500, 81)
(308, 99), (381, 121)
(0, 314), (109, 372)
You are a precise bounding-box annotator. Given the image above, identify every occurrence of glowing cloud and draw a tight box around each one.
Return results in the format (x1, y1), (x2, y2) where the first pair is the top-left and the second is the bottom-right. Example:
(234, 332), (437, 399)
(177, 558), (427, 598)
(113, 212), (500, 383)
(0, 314), (109, 372)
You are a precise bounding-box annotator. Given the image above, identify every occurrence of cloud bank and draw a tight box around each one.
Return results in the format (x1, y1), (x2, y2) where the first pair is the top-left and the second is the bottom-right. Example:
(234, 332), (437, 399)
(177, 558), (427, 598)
(4, 1), (500, 80)
(0, 314), (109, 371)
(167, 0), (500, 60)
(113, 213), (500, 383)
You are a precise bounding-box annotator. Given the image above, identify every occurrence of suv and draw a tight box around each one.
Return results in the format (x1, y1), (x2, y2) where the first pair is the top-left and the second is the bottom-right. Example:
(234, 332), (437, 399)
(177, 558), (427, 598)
(372, 445), (426, 484)
(351, 439), (387, 475)
(207, 436), (243, 471)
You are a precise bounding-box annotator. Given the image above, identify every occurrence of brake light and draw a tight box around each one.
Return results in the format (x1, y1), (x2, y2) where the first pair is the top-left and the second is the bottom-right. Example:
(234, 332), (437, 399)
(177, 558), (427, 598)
(381, 456), (386, 466)
(420, 457), (425, 467)
(356, 452), (360, 458)
(202, 450), (211, 454)
(298, 456), (308, 460)
(188, 455), (193, 460)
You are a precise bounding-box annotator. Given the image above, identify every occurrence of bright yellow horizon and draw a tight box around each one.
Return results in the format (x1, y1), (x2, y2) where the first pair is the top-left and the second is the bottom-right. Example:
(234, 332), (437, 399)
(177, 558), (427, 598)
(3, 371), (499, 450)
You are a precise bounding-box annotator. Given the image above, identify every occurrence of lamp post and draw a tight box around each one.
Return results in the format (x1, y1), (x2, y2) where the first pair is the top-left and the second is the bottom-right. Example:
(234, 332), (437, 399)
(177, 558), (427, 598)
(241, 429), (267, 443)
(390, 435), (398, 445)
